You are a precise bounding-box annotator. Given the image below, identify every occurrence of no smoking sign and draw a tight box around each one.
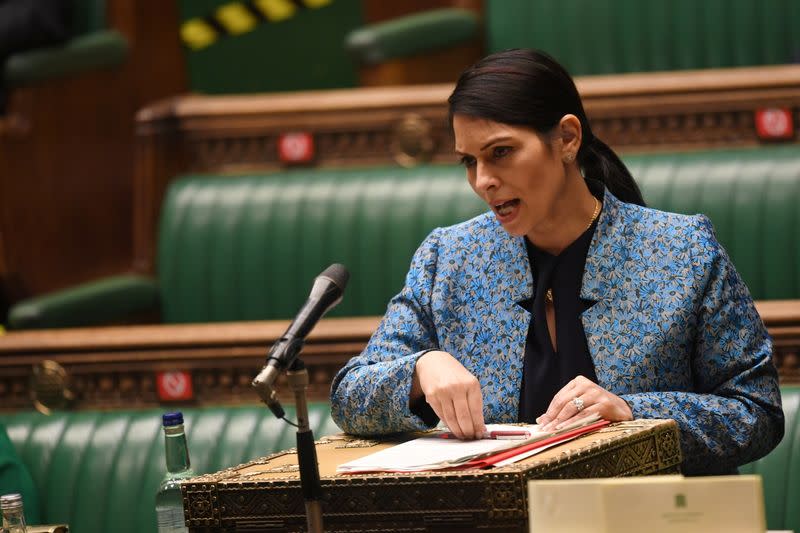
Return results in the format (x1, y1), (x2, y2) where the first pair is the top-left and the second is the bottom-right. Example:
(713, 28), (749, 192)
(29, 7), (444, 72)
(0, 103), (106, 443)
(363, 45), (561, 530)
(278, 132), (315, 163)
(156, 371), (194, 401)
(755, 108), (794, 140)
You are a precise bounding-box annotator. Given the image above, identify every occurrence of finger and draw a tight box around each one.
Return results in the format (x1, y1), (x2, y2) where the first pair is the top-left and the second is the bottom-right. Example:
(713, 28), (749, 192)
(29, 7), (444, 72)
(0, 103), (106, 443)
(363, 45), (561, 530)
(453, 389), (476, 439)
(537, 375), (598, 425)
(440, 397), (464, 439)
(541, 389), (597, 431)
(536, 395), (564, 427)
(554, 405), (602, 430)
(540, 401), (576, 432)
(467, 383), (486, 436)
(575, 390), (632, 423)
(538, 378), (585, 425)
(455, 377), (485, 439)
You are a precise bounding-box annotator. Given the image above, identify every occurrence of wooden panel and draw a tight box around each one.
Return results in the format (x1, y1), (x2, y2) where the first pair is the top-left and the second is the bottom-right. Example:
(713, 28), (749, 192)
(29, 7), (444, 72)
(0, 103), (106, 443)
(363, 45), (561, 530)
(358, 0), (484, 86)
(357, 41), (483, 86)
(0, 302), (797, 411)
(133, 65), (800, 274)
(0, 74), (134, 300)
(759, 301), (800, 384)
(0, 0), (187, 305)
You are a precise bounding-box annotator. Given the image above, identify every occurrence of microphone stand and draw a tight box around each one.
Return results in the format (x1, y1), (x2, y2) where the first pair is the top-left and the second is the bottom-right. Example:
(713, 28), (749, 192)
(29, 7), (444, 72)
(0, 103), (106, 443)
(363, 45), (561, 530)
(252, 264), (348, 532)
(285, 358), (324, 533)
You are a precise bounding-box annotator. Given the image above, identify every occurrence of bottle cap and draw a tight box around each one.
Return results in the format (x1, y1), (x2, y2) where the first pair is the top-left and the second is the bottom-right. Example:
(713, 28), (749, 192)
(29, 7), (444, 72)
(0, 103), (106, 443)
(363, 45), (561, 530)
(162, 412), (184, 427)
(0, 493), (23, 510)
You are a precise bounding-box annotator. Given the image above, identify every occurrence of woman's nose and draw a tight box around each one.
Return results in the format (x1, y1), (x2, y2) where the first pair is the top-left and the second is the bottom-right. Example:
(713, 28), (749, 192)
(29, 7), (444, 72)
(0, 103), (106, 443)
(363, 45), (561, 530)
(474, 163), (499, 192)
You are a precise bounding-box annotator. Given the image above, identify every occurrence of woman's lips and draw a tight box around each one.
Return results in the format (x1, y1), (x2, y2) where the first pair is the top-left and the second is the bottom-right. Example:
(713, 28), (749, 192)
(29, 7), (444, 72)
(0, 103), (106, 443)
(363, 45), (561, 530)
(493, 199), (520, 222)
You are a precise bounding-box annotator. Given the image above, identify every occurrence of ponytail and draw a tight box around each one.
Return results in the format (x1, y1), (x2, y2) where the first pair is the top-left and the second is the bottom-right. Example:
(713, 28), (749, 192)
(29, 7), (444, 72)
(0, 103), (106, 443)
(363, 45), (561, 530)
(448, 49), (646, 207)
(579, 135), (646, 206)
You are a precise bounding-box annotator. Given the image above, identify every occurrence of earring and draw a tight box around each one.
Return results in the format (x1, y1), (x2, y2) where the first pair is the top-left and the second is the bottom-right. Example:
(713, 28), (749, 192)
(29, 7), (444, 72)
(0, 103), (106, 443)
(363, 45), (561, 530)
(563, 153), (575, 163)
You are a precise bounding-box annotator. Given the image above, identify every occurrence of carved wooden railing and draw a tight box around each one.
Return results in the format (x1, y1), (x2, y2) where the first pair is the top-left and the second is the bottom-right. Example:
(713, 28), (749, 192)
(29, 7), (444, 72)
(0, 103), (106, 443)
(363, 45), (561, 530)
(1, 301), (797, 412)
(0, 317), (379, 412)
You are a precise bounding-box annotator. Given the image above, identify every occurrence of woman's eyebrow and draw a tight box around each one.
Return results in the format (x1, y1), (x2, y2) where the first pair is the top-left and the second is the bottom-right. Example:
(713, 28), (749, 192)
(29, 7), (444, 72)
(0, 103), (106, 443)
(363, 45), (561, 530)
(480, 136), (512, 151)
(455, 135), (514, 155)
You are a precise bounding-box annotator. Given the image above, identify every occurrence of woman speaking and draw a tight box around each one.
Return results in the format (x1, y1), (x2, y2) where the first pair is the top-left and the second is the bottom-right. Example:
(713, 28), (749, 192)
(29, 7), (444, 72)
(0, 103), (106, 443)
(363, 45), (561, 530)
(330, 49), (783, 475)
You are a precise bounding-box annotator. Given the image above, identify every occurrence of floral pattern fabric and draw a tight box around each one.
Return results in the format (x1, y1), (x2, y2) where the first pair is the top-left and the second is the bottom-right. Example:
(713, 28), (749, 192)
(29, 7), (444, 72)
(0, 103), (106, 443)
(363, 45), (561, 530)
(330, 189), (784, 475)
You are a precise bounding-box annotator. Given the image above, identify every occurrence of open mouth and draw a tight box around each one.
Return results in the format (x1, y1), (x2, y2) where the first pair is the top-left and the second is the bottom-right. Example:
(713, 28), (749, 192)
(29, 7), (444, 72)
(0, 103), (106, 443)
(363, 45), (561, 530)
(494, 199), (520, 216)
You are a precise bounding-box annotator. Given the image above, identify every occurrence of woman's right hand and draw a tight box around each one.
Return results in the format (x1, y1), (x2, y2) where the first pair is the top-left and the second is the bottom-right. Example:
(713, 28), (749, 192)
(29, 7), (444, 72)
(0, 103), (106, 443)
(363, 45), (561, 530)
(411, 350), (486, 439)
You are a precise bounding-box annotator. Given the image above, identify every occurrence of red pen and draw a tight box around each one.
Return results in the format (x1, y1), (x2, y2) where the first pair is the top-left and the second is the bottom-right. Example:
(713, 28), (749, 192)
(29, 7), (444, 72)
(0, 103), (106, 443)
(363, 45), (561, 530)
(484, 430), (530, 440)
(437, 430), (530, 440)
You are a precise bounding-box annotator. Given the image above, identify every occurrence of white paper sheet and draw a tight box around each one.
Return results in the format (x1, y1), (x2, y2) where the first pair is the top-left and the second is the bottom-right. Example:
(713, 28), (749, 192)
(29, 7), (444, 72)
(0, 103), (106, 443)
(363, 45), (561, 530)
(337, 424), (532, 473)
(336, 414), (602, 474)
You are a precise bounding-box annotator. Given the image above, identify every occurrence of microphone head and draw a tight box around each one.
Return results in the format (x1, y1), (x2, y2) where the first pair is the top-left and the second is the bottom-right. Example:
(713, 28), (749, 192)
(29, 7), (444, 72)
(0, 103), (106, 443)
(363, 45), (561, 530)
(319, 263), (349, 291)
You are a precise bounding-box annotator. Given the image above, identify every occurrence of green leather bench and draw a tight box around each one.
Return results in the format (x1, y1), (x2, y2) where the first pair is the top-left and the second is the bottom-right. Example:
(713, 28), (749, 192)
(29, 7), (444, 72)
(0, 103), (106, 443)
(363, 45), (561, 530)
(0, 403), (339, 533)
(741, 386), (800, 531)
(4, 0), (128, 88)
(8, 145), (800, 329)
(346, 0), (800, 75)
(486, 0), (800, 75)
(1, 388), (798, 533)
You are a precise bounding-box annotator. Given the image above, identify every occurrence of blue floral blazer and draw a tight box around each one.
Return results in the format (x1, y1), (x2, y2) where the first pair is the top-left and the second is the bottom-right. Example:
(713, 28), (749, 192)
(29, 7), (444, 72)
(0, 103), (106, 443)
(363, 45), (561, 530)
(330, 189), (784, 475)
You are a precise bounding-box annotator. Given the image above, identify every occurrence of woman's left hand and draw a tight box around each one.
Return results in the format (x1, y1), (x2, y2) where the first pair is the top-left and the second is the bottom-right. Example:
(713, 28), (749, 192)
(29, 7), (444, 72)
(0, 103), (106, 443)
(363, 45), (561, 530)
(536, 375), (633, 431)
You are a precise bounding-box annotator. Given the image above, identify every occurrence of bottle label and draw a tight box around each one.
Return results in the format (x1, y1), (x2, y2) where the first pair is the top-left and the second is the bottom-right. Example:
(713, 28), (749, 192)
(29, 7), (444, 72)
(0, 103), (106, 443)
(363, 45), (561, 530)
(156, 506), (188, 532)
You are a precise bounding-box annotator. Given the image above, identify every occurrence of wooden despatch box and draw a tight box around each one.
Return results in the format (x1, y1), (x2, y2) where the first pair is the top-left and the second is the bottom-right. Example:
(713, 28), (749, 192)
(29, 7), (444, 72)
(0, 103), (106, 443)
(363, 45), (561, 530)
(183, 419), (681, 532)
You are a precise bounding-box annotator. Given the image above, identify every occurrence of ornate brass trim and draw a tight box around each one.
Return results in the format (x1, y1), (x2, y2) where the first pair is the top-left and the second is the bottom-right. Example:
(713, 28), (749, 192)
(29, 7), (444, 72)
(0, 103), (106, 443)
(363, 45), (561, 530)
(181, 419), (681, 532)
(31, 360), (74, 414)
(391, 113), (435, 167)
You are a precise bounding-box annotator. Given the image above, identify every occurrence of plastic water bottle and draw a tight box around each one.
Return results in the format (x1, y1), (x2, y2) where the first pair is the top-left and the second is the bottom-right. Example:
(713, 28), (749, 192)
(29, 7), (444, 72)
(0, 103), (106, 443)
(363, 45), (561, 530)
(1, 493), (27, 533)
(156, 412), (195, 533)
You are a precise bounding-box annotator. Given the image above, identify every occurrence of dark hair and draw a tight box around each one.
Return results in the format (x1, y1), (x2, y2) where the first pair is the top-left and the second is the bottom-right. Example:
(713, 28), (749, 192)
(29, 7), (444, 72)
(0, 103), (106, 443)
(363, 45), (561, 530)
(448, 49), (645, 206)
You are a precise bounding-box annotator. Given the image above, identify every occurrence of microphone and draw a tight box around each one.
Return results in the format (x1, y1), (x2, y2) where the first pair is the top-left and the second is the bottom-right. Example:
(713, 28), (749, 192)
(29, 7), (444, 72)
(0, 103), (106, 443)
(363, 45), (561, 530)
(253, 263), (350, 418)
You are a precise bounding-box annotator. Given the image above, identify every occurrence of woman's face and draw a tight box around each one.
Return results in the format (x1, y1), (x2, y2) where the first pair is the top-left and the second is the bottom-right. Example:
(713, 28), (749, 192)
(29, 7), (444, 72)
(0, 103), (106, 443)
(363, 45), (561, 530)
(453, 114), (567, 239)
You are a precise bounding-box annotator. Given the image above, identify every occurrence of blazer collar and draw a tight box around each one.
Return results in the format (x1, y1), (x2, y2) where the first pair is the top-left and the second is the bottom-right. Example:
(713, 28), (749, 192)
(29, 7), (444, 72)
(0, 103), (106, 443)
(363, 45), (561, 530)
(581, 188), (630, 303)
(485, 186), (630, 307)
(487, 221), (533, 306)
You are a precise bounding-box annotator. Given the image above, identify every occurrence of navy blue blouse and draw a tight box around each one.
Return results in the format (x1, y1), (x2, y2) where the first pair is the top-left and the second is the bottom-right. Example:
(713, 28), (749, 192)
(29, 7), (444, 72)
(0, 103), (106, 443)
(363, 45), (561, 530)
(517, 195), (602, 422)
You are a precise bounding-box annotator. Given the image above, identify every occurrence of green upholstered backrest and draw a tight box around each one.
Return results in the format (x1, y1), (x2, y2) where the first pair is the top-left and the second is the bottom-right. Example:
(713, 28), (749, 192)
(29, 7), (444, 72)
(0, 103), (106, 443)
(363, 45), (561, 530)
(740, 386), (800, 531)
(157, 166), (486, 322)
(72, 0), (107, 35)
(157, 146), (799, 323)
(0, 404), (337, 533)
(4, 0), (127, 87)
(486, 0), (800, 75)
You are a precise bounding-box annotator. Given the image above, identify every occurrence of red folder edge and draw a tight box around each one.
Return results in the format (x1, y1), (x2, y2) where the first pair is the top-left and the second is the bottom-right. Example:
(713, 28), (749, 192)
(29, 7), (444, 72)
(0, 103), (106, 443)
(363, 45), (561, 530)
(453, 419), (611, 469)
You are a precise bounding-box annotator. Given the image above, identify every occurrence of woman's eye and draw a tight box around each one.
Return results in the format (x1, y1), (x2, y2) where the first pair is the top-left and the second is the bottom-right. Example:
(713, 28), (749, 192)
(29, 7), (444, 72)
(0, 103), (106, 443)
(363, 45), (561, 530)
(460, 156), (476, 168)
(493, 146), (511, 159)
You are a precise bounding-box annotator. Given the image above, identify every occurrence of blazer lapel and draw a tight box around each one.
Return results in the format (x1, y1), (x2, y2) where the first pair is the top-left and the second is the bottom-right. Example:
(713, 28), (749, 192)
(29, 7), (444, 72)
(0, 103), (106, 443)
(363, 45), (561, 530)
(580, 190), (629, 379)
(485, 220), (532, 325)
(481, 220), (532, 419)
(494, 230), (533, 306)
